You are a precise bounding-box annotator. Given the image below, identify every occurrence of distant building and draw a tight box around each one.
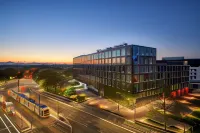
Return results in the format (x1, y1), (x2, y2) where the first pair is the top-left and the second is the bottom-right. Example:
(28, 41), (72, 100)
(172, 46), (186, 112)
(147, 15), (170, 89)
(73, 44), (189, 105)
(157, 57), (200, 90)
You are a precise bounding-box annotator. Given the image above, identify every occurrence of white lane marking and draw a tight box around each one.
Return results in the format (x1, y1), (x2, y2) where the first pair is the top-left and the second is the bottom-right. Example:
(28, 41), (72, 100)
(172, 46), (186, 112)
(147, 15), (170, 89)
(0, 128), (9, 132)
(4, 114), (20, 133)
(41, 93), (135, 133)
(50, 114), (73, 133)
(0, 116), (11, 133)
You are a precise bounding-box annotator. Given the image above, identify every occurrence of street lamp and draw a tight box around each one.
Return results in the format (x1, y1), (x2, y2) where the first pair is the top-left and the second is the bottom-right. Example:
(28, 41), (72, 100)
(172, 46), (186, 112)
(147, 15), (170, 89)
(116, 92), (121, 111)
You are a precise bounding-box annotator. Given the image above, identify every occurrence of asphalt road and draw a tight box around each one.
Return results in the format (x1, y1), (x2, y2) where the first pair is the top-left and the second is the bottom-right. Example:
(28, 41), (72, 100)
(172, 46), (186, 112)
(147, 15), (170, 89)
(0, 109), (19, 133)
(1, 79), (151, 133)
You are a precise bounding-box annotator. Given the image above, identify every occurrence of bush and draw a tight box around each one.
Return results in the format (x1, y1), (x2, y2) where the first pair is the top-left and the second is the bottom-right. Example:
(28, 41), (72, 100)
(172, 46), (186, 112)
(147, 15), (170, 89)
(64, 88), (76, 97)
(70, 95), (77, 101)
(69, 81), (79, 86)
(76, 94), (86, 102)
(192, 110), (200, 118)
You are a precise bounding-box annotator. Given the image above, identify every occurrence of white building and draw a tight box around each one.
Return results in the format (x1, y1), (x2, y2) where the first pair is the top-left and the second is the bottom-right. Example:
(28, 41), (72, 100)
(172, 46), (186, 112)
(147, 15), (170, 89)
(190, 67), (200, 89)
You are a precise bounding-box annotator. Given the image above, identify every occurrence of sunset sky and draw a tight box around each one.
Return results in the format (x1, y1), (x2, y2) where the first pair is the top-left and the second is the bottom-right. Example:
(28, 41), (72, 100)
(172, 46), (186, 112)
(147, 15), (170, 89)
(0, 0), (200, 64)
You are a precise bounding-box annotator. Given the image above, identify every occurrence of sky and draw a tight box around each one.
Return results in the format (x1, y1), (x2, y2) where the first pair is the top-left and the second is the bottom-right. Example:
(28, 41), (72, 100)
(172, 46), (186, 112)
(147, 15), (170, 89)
(0, 0), (200, 64)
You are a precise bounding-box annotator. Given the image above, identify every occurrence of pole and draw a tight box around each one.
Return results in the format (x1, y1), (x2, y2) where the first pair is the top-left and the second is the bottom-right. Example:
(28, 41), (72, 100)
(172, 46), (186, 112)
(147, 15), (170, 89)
(31, 116), (33, 131)
(134, 104), (136, 121)
(17, 61), (20, 92)
(39, 94), (40, 117)
(57, 101), (59, 117)
(184, 123), (185, 133)
(163, 93), (166, 131)
(18, 79), (19, 92)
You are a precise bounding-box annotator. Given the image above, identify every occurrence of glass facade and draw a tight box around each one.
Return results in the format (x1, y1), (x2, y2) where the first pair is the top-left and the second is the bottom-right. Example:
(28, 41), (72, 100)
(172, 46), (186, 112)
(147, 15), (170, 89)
(73, 44), (189, 102)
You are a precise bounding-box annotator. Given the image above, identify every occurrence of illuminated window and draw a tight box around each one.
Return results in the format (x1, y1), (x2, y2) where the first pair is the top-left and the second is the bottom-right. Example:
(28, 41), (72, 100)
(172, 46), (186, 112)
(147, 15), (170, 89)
(121, 57), (125, 64)
(133, 75), (139, 83)
(116, 58), (120, 64)
(112, 58), (116, 64)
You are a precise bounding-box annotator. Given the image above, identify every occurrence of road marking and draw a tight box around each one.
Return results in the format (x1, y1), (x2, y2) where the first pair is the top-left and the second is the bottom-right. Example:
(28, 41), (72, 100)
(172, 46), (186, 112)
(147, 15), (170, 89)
(4, 114), (20, 133)
(50, 114), (73, 132)
(40, 92), (135, 133)
(0, 116), (11, 133)
(0, 128), (9, 132)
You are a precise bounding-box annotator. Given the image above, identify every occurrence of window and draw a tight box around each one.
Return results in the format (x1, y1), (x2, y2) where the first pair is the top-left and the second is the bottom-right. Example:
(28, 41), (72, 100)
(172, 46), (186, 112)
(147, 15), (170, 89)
(145, 58), (148, 64)
(145, 48), (149, 56)
(126, 66), (132, 74)
(139, 57), (144, 64)
(116, 81), (120, 88)
(153, 49), (156, 56)
(149, 57), (152, 64)
(134, 66), (139, 74)
(121, 48), (125, 56)
(116, 49), (120, 57)
(121, 66), (125, 73)
(134, 84), (139, 93)
(126, 57), (131, 64)
(112, 50), (116, 57)
(108, 59), (111, 64)
(99, 53), (101, 59)
(105, 59), (108, 64)
(121, 57), (125, 64)
(109, 51), (112, 57)
(116, 58), (120, 64)
(102, 59), (105, 64)
(140, 75), (144, 82)
(105, 52), (108, 58)
(139, 47), (144, 55)
(126, 75), (131, 83)
(133, 56), (138, 65)
(133, 45), (139, 56)
(126, 47), (131, 56)
(113, 73), (116, 79)
(101, 52), (104, 59)
(149, 66), (153, 72)
(133, 75), (139, 83)
(108, 80), (111, 86)
(140, 66), (145, 73)
(121, 74), (125, 81)
(112, 58), (116, 64)
(116, 73), (120, 80)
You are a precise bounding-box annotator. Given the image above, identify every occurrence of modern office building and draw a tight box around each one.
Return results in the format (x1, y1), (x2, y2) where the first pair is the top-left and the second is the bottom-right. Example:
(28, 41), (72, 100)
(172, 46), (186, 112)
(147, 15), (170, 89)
(157, 57), (200, 90)
(73, 44), (189, 105)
